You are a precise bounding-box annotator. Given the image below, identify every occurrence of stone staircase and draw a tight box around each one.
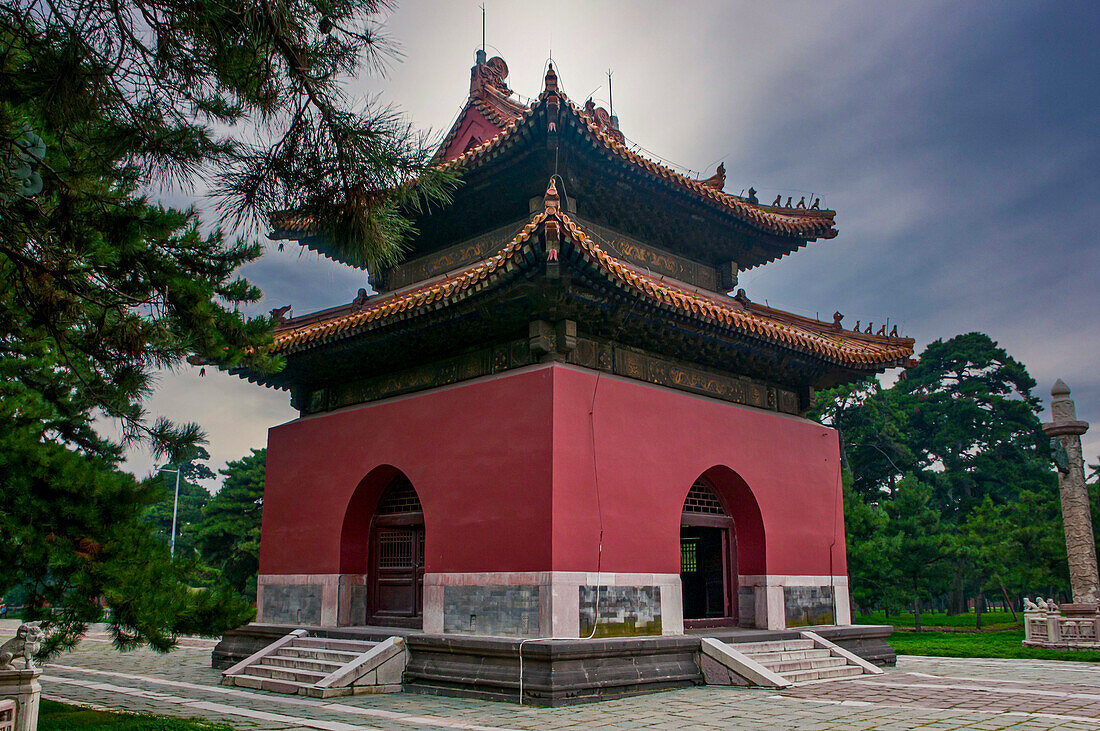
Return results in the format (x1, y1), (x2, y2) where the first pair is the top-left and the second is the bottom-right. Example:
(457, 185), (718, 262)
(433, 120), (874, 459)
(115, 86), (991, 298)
(731, 637), (863, 683)
(222, 629), (406, 697)
(701, 630), (882, 687)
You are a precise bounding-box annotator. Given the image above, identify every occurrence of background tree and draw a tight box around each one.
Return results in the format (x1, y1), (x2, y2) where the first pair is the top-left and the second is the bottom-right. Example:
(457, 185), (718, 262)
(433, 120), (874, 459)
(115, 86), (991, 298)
(809, 379), (913, 501)
(839, 475), (891, 614)
(812, 332), (1067, 623)
(881, 475), (947, 630)
(193, 449), (267, 599)
(896, 333), (1052, 516)
(142, 447), (215, 559)
(0, 420), (252, 655)
(996, 490), (1069, 602)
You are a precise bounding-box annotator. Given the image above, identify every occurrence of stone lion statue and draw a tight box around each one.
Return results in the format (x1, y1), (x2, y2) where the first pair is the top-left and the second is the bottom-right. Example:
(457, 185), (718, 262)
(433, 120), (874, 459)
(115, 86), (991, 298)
(0, 622), (44, 670)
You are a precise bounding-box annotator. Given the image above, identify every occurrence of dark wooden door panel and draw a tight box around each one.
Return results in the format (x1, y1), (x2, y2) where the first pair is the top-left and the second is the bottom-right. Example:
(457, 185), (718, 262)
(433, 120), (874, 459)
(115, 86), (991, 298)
(369, 525), (424, 624)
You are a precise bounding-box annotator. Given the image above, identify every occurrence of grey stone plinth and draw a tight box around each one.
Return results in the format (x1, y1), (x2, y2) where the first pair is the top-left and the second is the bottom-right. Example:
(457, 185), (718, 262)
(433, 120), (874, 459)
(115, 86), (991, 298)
(0, 668), (40, 731)
(403, 634), (703, 706)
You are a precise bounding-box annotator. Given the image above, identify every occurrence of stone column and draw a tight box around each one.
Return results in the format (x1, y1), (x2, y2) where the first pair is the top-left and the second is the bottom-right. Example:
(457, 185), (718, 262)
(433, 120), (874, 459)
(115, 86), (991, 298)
(0, 669), (41, 731)
(1042, 380), (1099, 609)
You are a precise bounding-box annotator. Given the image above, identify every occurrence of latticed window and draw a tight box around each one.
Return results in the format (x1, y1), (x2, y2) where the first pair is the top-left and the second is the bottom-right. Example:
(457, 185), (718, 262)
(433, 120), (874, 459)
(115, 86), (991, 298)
(682, 480), (727, 515)
(681, 540), (698, 573)
(377, 529), (415, 568)
(377, 477), (423, 514)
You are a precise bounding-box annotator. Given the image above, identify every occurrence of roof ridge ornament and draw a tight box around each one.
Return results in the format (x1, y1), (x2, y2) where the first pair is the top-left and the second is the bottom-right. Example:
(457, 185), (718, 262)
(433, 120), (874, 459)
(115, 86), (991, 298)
(544, 177), (560, 215)
(544, 61), (559, 93)
(544, 178), (561, 266)
(700, 163), (726, 191)
(471, 54), (511, 97)
(583, 98), (624, 144)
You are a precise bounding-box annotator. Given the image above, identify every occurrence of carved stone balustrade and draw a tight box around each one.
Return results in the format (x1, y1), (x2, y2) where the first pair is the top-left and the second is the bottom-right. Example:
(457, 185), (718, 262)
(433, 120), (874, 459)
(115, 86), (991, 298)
(1022, 598), (1100, 650)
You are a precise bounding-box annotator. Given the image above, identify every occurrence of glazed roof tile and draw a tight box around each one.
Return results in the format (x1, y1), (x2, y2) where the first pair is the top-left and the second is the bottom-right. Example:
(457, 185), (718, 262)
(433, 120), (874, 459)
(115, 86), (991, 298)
(269, 206), (911, 370)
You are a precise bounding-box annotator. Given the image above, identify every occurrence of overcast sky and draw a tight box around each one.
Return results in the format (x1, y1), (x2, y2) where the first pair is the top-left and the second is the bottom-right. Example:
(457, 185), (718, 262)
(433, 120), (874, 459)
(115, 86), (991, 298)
(129, 0), (1100, 486)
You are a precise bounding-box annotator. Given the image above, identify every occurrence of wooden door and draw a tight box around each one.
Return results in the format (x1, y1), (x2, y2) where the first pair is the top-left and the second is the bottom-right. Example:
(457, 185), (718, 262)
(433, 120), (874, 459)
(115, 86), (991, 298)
(369, 524), (424, 625)
(681, 479), (737, 626)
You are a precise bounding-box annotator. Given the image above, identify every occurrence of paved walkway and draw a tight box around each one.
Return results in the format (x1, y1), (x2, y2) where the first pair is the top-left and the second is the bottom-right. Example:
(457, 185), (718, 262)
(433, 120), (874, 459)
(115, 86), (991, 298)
(6, 622), (1100, 730)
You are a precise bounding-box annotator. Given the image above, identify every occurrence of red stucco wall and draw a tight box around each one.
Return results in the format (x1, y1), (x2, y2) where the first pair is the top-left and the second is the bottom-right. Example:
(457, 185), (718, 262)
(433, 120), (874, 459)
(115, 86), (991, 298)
(548, 366), (846, 577)
(260, 367), (555, 576)
(259, 364), (847, 578)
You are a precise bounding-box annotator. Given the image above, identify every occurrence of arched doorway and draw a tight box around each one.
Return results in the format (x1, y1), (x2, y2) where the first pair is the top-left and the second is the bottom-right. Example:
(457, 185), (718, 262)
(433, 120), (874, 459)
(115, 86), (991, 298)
(367, 475), (425, 627)
(680, 478), (736, 624)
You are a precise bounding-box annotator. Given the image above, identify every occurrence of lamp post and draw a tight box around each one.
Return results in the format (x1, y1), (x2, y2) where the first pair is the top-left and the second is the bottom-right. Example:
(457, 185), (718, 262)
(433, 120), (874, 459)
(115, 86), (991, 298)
(157, 465), (182, 557)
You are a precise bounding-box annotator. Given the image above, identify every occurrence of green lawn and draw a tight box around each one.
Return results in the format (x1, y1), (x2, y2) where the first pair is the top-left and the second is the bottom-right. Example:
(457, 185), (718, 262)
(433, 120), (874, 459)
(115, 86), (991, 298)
(855, 609), (1019, 631)
(888, 629), (1100, 662)
(854, 609), (1100, 662)
(39, 700), (236, 731)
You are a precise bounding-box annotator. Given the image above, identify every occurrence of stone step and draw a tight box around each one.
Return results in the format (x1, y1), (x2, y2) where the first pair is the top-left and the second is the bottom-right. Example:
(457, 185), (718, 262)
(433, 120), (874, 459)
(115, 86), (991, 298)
(225, 673), (352, 698)
(744, 648), (832, 664)
(273, 646), (363, 662)
(262, 655), (345, 673)
(761, 656), (848, 674)
(782, 664), (864, 684)
(728, 639), (815, 654)
(242, 664), (329, 683)
(289, 637), (378, 653)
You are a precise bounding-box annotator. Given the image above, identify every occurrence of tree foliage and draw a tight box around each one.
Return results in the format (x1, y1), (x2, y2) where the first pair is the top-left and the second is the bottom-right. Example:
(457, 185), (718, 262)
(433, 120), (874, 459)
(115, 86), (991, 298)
(814, 333), (1071, 619)
(1, 0), (448, 650)
(0, 418), (252, 656)
(192, 449), (266, 598)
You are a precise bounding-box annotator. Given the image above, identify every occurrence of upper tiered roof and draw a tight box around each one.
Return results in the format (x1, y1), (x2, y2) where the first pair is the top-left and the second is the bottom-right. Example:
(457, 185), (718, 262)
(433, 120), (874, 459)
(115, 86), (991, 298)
(271, 56), (838, 273)
(435, 62), (836, 241)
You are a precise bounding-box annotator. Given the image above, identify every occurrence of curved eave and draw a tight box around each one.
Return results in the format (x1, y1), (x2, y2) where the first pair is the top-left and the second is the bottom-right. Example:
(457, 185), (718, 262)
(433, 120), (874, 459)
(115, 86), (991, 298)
(243, 211), (911, 389)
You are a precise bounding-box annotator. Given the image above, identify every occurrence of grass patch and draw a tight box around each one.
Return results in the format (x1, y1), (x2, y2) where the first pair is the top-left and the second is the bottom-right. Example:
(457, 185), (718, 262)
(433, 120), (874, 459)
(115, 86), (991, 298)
(854, 609), (1018, 631)
(39, 700), (236, 730)
(888, 629), (1100, 662)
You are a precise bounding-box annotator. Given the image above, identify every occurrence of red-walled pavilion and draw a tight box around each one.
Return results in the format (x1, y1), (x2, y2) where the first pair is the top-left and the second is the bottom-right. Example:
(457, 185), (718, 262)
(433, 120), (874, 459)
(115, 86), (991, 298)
(232, 54), (914, 640)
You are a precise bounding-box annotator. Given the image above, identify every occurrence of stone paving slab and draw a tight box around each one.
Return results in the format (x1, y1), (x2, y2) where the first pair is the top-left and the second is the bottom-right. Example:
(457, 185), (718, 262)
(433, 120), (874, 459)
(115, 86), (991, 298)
(3, 621), (1097, 730)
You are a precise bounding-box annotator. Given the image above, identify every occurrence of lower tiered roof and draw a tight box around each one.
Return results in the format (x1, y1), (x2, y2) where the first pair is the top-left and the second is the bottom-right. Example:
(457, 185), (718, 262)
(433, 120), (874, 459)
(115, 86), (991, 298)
(262, 181), (913, 374)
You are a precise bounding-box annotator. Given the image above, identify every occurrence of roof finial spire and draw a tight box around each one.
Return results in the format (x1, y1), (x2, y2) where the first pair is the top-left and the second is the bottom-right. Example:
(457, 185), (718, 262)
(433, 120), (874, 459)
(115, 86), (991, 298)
(475, 3), (486, 64)
(607, 69), (613, 119)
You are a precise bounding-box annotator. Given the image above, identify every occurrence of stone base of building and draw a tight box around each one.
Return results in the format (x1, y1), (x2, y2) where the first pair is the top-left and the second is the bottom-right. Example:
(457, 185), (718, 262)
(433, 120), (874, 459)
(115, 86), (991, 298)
(404, 634), (703, 705)
(255, 572), (852, 636)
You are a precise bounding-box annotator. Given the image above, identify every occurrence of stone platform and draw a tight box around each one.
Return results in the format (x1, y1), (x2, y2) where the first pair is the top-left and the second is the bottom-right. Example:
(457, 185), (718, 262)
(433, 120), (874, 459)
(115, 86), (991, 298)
(213, 623), (894, 706)
(404, 634), (703, 706)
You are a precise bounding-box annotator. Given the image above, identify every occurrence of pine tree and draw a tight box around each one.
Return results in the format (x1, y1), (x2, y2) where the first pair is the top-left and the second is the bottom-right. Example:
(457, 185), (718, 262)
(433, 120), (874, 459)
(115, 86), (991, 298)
(193, 449), (267, 599)
(0, 0), (449, 651)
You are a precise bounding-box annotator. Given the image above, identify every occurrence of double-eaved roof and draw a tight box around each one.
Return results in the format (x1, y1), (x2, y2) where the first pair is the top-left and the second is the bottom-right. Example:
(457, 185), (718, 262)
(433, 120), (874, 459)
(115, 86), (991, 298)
(247, 55), (914, 402)
(438, 62), (837, 243)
